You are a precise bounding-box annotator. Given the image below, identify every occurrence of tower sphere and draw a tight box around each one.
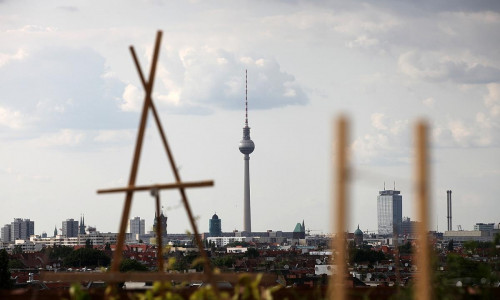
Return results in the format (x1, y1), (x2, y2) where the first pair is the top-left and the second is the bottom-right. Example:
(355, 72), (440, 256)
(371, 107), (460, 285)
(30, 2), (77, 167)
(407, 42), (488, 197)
(239, 138), (255, 154)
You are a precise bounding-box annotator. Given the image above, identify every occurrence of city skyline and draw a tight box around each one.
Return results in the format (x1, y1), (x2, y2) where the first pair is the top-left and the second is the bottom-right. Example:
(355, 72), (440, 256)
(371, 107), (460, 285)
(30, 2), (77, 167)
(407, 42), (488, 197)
(0, 1), (499, 235)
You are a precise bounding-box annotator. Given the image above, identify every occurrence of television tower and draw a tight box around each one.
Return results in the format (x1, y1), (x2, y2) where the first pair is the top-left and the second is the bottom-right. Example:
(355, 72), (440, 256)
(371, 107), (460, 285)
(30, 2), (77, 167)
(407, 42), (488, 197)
(239, 70), (255, 232)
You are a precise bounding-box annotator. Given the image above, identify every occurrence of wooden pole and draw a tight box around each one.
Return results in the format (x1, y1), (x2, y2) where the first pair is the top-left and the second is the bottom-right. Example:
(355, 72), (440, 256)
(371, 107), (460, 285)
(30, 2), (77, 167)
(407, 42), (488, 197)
(329, 116), (348, 300)
(415, 121), (431, 300)
(97, 180), (213, 194)
(111, 31), (162, 272)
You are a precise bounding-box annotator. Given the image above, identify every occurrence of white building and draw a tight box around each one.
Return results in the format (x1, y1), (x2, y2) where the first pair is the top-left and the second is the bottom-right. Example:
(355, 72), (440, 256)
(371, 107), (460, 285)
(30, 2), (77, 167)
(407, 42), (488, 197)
(206, 236), (252, 247)
(29, 232), (118, 247)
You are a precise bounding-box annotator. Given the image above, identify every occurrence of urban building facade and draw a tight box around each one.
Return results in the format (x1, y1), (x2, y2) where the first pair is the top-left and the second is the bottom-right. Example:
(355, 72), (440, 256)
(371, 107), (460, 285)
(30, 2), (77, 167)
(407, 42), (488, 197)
(7, 218), (35, 241)
(153, 211), (167, 241)
(1, 224), (11, 242)
(209, 213), (222, 237)
(474, 223), (495, 232)
(62, 219), (79, 237)
(377, 189), (402, 236)
(292, 220), (306, 239)
(130, 217), (146, 241)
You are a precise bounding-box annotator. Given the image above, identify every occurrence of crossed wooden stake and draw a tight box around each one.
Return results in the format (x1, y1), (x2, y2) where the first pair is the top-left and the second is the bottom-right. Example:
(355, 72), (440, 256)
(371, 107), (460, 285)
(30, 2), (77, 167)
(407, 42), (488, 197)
(99, 30), (218, 289)
(41, 30), (223, 292)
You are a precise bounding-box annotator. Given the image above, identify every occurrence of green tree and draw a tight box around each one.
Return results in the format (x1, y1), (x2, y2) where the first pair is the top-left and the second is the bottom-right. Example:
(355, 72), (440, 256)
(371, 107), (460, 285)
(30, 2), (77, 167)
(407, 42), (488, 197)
(120, 259), (148, 272)
(85, 239), (93, 249)
(12, 245), (23, 255)
(64, 248), (110, 268)
(212, 256), (235, 269)
(8, 259), (25, 269)
(245, 248), (260, 259)
(47, 245), (74, 260)
(398, 242), (412, 255)
(0, 249), (11, 289)
(445, 253), (496, 285)
(104, 243), (111, 251)
(494, 233), (500, 245)
(349, 248), (386, 264)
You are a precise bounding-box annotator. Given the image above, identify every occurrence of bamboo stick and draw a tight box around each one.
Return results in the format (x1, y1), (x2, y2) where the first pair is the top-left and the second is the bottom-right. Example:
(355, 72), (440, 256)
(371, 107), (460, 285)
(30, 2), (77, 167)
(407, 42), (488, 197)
(97, 181), (214, 194)
(414, 121), (431, 300)
(329, 116), (348, 300)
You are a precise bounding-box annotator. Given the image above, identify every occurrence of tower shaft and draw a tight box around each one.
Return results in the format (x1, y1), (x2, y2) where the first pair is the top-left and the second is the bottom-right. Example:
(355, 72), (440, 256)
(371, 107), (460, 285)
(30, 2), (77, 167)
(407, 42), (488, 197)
(244, 154), (251, 232)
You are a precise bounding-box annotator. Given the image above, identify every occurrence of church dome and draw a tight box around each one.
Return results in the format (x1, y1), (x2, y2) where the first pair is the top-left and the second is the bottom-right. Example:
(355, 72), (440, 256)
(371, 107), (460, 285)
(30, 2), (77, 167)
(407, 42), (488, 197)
(354, 225), (363, 236)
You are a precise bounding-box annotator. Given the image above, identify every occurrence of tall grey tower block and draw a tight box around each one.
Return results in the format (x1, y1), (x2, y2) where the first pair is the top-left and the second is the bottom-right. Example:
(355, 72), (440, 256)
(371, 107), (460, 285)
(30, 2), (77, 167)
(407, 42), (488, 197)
(377, 189), (402, 236)
(239, 70), (255, 233)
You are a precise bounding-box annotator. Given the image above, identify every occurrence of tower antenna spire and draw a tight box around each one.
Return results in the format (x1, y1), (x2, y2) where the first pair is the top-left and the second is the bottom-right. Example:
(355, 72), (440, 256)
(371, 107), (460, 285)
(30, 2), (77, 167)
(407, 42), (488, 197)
(245, 69), (248, 127)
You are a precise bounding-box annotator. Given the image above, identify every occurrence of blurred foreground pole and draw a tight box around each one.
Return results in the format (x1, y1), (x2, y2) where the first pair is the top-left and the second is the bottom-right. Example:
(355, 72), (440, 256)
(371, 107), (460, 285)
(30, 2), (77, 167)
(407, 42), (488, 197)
(415, 121), (431, 300)
(329, 116), (348, 300)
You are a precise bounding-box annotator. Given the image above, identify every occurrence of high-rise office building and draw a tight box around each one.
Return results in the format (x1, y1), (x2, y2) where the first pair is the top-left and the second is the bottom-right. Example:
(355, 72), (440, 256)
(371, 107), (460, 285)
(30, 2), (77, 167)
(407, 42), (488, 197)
(1, 224), (11, 242)
(62, 219), (79, 237)
(9, 218), (34, 241)
(209, 213), (222, 237)
(377, 188), (402, 236)
(239, 70), (255, 233)
(130, 217), (146, 237)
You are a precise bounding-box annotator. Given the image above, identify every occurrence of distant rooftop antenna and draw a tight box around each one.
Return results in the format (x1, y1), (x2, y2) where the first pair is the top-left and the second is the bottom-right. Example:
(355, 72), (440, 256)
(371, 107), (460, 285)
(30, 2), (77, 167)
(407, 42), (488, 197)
(394, 181), (396, 190)
(384, 182), (385, 190)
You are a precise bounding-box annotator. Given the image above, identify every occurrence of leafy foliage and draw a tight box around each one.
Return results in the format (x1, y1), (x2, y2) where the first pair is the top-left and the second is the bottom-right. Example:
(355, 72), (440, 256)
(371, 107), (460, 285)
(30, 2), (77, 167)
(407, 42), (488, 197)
(398, 242), (412, 255)
(46, 245), (74, 260)
(7, 258), (25, 269)
(212, 256), (235, 269)
(245, 248), (260, 259)
(0, 249), (11, 289)
(444, 253), (496, 284)
(63, 247), (110, 268)
(349, 248), (386, 264)
(120, 258), (148, 272)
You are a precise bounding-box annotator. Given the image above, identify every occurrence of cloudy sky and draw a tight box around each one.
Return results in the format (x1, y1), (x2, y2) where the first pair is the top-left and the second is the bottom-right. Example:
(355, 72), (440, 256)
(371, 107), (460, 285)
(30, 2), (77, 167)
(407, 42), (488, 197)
(1, 0), (499, 237)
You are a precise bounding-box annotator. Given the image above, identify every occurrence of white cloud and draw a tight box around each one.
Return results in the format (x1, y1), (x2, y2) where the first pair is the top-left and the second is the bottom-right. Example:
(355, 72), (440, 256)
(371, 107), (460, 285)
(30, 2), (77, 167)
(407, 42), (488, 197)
(447, 120), (472, 145)
(148, 47), (308, 111)
(484, 83), (500, 116)
(371, 113), (387, 130)
(32, 129), (86, 147)
(422, 97), (434, 108)
(93, 129), (135, 143)
(0, 49), (27, 67)
(352, 113), (410, 164)
(346, 35), (379, 49)
(398, 51), (500, 84)
(121, 84), (142, 112)
(0, 106), (24, 129)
